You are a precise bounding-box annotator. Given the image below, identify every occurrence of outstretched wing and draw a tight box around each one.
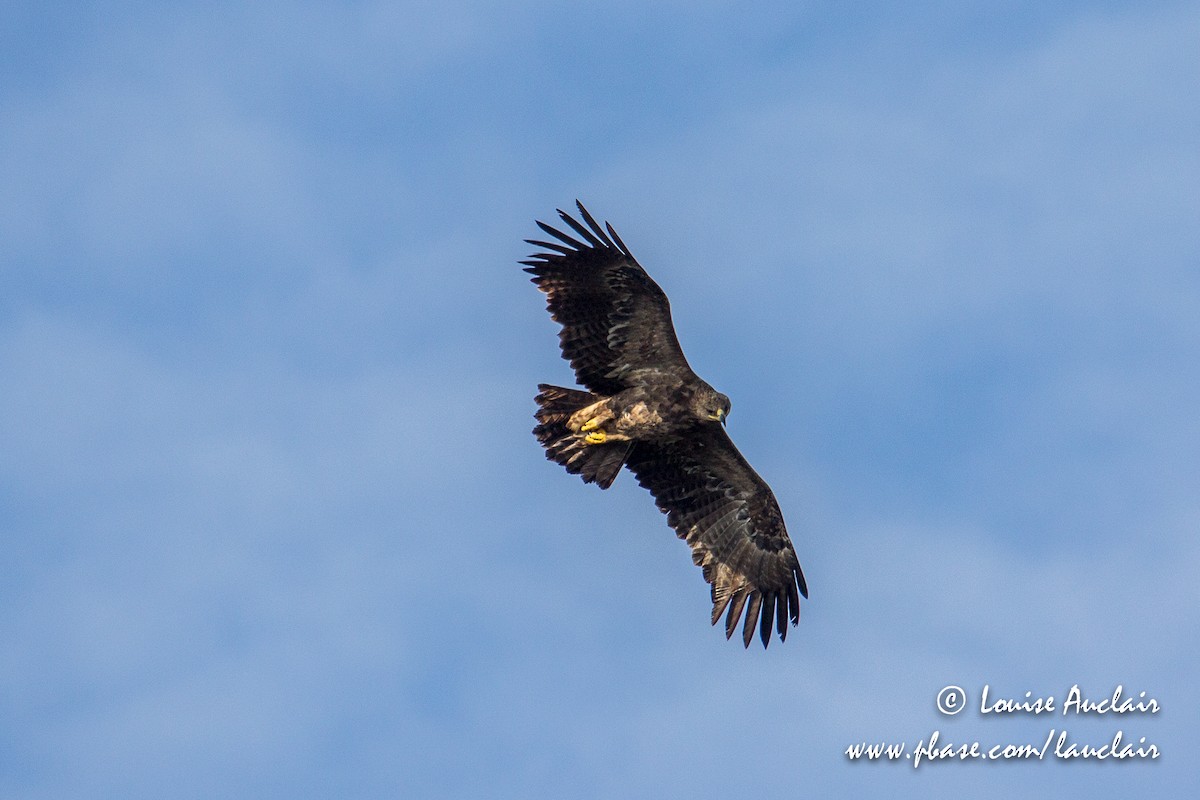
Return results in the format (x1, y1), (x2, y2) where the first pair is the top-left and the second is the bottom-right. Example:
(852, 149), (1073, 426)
(521, 201), (693, 395)
(625, 427), (808, 648)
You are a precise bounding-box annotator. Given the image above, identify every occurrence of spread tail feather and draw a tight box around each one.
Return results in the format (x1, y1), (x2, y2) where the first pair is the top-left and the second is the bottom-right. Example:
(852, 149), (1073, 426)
(533, 384), (630, 489)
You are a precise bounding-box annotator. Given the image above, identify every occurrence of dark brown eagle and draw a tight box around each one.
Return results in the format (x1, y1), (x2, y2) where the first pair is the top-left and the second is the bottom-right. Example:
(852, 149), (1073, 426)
(522, 202), (808, 648)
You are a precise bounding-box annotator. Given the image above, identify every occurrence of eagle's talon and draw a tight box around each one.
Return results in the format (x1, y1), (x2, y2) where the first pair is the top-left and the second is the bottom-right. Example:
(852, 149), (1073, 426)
(585, 430), (607, 444)
(580, 418), (600, 432)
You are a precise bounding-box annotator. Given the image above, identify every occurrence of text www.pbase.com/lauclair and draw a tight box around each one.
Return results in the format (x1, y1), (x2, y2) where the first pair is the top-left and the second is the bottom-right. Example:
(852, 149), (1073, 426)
(845, 729), (1159, 768)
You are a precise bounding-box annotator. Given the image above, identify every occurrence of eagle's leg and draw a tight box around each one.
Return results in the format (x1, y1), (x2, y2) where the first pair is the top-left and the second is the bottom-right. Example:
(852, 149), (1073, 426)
(569, 400), (613, 441)
(568, 399), (632, 445)
(568, 400), (611, 429)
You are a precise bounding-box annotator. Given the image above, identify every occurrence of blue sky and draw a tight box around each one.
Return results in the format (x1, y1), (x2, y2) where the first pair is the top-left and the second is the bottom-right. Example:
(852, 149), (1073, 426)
(2, 1), (1197, 797)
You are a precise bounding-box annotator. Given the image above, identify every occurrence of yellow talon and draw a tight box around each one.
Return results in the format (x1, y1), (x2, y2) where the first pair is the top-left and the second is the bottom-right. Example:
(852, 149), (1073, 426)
(580, 418), (600, 432)
(585, 430), (607, 444)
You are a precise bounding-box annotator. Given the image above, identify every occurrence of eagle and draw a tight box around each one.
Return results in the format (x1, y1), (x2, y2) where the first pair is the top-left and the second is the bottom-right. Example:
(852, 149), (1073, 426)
(522, 202), (808, 648)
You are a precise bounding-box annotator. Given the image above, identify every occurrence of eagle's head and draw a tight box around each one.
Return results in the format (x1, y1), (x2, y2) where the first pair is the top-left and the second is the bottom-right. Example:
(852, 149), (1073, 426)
(693, 387), (732, 426)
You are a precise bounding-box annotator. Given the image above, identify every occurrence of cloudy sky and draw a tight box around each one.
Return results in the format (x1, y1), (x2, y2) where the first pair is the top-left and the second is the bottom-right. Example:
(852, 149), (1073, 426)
(2, 1), (1197, 797)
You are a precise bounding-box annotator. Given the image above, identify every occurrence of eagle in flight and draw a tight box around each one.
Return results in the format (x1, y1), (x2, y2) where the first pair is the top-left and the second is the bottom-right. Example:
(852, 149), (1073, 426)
(522, 202), (808, 648)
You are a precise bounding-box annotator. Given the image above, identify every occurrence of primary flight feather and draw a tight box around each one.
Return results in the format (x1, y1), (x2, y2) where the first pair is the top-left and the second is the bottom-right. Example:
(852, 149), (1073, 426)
(522, 202), (807, 648)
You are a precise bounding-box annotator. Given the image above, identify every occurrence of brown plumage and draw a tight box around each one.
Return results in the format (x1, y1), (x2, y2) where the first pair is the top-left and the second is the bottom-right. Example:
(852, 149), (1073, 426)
(522, 202), (807, 648)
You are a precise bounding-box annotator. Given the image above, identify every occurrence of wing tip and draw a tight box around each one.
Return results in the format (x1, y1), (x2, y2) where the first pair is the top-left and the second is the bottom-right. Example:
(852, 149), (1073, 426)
(521, 202), (640, 274)
(710, 571), (805, 648)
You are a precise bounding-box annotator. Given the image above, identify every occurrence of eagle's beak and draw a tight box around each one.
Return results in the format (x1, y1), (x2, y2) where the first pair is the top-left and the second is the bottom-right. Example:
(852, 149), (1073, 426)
(718, 408), (727, 426)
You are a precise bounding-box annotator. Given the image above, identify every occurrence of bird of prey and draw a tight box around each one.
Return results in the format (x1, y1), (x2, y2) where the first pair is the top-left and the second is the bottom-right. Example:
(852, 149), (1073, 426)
(521, 202), (807, 648)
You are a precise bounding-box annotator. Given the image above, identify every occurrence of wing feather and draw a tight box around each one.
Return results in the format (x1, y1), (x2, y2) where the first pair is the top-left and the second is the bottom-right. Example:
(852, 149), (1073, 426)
(605, 221), (631, 254)
(523, 201), (693, 395)
(742, 591), (764, 648)
(775, 588), (789, 640)
(725, 587), (751, 640)
(536, 219), (586, 248)
(524, 238), (575, 255)
(558, 205), (606, 248)
(625, 426), (807, 648)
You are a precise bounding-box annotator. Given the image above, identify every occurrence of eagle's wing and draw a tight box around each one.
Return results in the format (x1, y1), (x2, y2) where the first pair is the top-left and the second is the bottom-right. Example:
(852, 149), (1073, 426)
(625, 427), (808, 648)
(521, 202), (692, 395)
